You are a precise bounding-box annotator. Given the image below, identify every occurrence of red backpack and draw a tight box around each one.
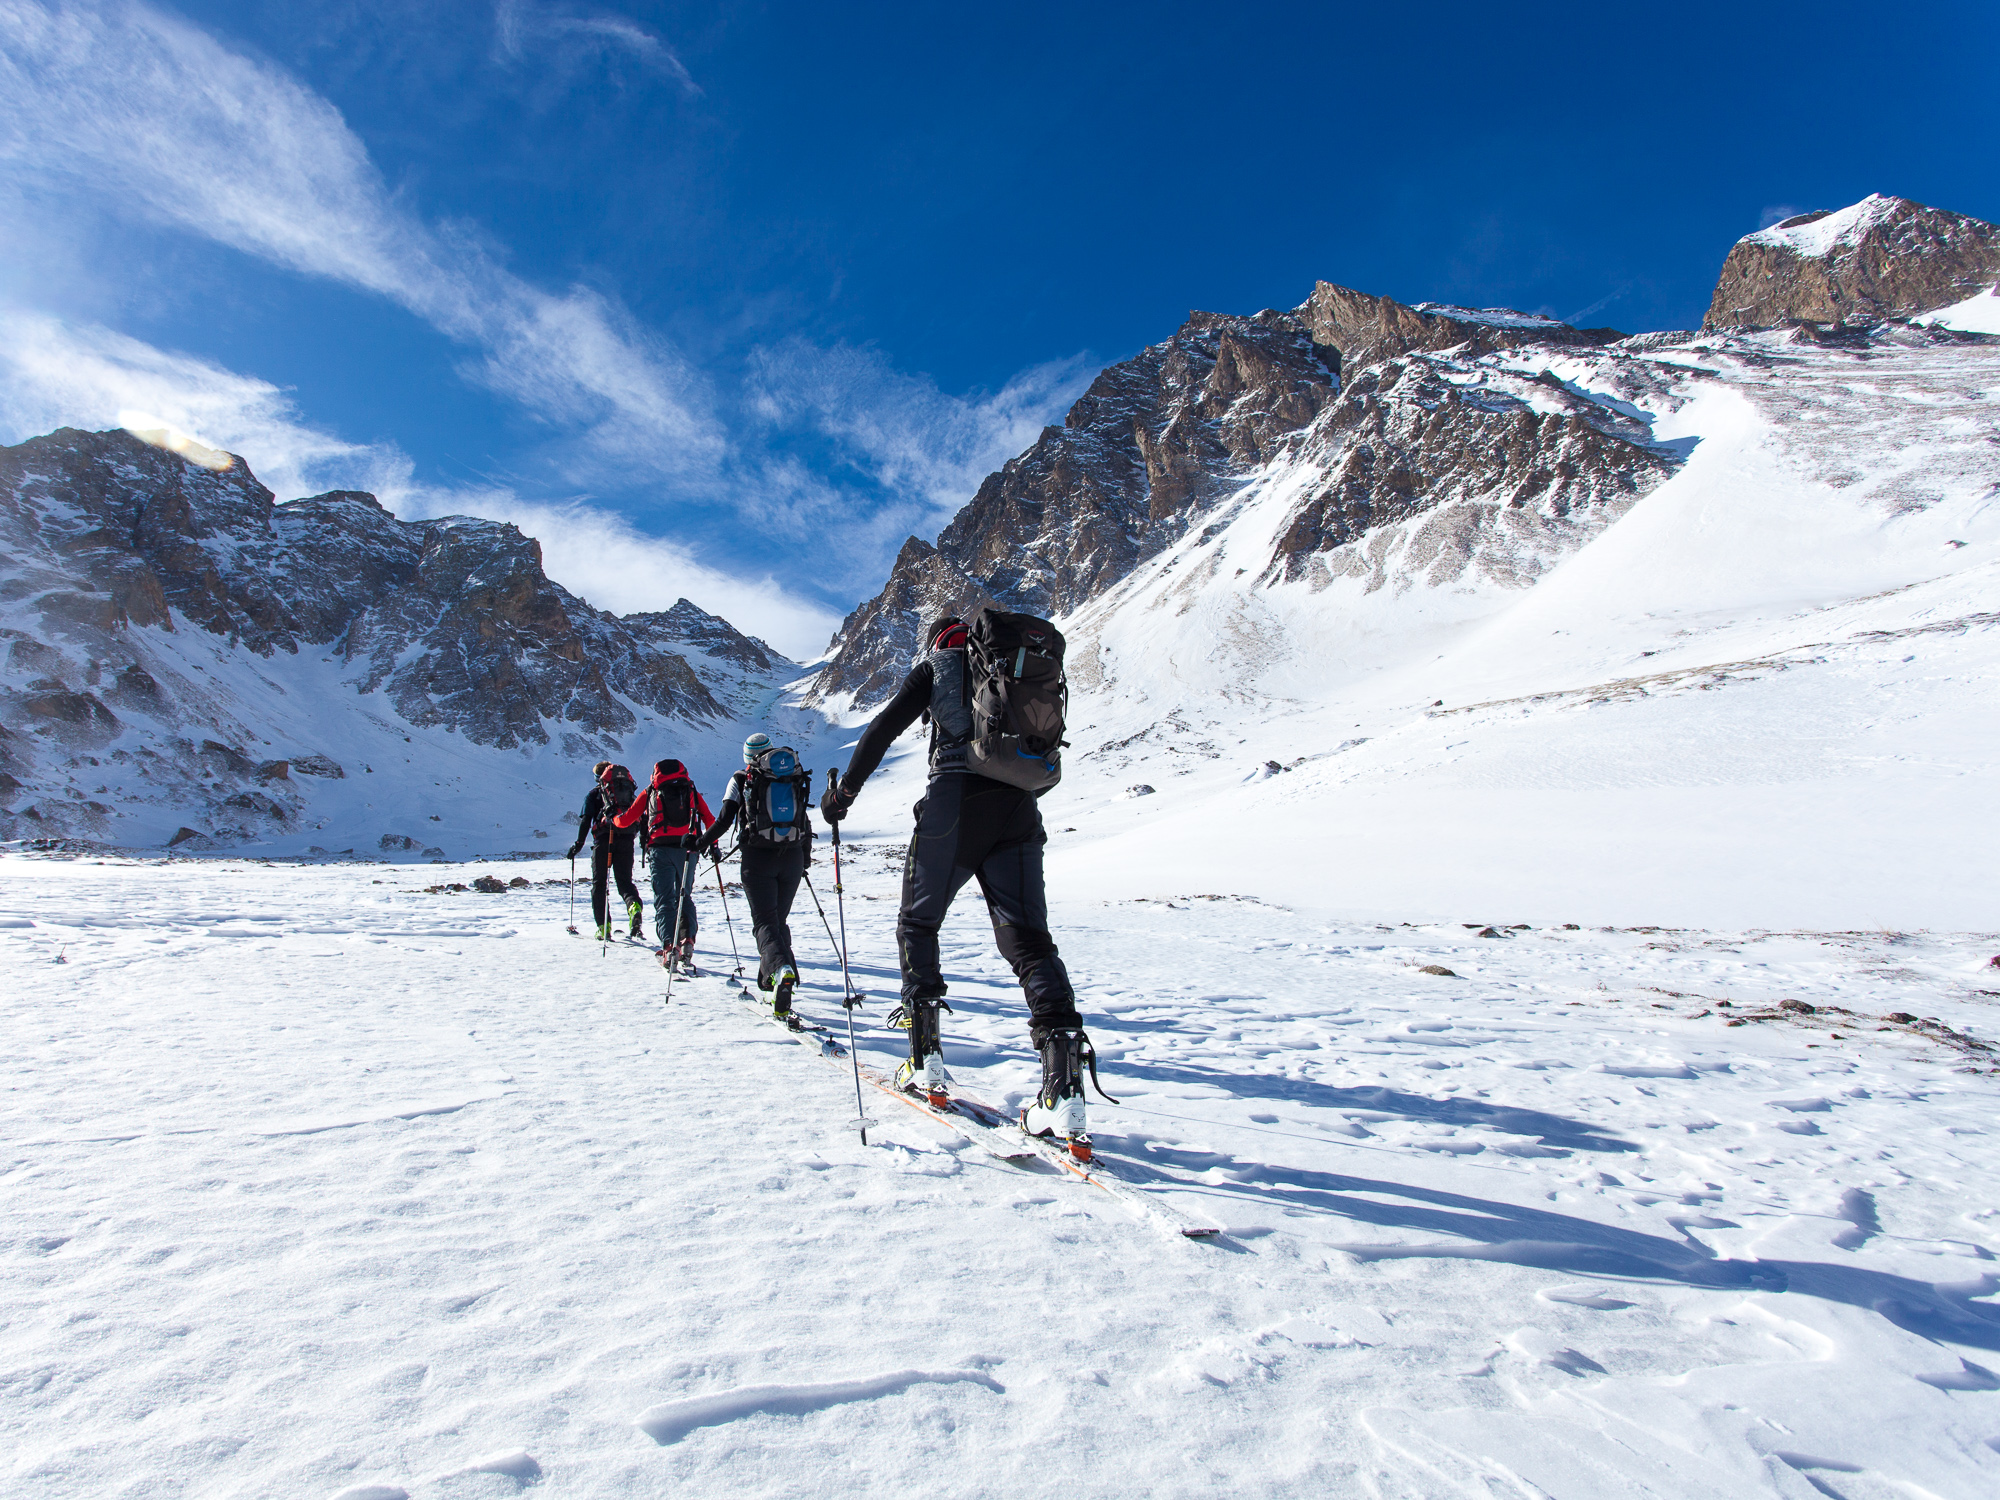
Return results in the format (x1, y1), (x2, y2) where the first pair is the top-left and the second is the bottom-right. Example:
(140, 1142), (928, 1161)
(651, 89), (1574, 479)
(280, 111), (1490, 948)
(643, 760), (696, 841)
(595, 764), (637, 834)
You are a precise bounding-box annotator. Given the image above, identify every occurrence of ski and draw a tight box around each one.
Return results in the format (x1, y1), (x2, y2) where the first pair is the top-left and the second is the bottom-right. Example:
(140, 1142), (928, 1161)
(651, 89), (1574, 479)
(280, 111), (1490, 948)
(946, 1081), (1221, 1239)
(658, 970), (1218, 1240)
(852, 1058), (1037, 1163)
(836, 1029), (1219, 1236)
(732, 979), (851, 1059)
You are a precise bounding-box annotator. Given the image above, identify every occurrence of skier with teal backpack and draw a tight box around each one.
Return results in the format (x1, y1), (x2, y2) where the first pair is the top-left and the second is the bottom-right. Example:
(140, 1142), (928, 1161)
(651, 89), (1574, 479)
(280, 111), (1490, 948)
(698, 733), (814, 1018)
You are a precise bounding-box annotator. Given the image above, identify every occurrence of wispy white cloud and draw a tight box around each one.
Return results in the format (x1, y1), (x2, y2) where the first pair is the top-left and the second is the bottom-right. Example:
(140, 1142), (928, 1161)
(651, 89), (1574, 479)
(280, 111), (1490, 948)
(0, 308), (837, 656)
(0, 1), (1090, 653)
(495, 1), (701, 95)
(0, 0), (722, 480)
(748, 339), (1093, 527)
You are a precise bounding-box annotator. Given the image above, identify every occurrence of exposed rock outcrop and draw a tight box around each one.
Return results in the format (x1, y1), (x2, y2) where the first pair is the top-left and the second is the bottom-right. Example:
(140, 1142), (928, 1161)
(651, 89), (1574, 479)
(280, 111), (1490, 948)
(1269, 356), (1678, 586)
(1705, 195), (2000, 329)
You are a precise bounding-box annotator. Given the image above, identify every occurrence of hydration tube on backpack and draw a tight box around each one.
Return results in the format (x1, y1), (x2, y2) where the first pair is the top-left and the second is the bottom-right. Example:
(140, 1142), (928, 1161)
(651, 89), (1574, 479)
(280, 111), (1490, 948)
(741, 746), (813, 846)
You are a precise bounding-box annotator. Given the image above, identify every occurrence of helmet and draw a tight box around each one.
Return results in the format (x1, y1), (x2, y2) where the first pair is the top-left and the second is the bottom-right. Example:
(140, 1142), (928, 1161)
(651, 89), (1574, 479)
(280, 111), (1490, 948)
(742, 732), (772, 764)
(926, 615), (968, 651)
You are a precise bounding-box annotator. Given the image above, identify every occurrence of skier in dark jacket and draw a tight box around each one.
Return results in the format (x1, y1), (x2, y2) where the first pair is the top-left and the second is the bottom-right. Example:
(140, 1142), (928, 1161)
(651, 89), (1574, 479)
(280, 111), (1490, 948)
(697, 733), (814, 1019)
(612, 758), (714, 967)
(820, 616), (1094, 1156)
(567, 761), (643, 941)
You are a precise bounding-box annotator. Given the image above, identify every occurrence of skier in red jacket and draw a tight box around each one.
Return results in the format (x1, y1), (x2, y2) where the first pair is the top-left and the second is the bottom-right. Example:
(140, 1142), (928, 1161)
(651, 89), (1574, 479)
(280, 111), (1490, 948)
(612, 758), (715, 968)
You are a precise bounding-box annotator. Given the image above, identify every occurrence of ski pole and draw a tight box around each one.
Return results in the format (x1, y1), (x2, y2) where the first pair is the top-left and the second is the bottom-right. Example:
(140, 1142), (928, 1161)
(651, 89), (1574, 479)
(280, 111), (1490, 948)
(711, 843), (745, 988)
(800, 870), (844, 966)
(826, 769), (872, 1145)
(663, 843), (691, 1005)
(567, 854), (578, 934)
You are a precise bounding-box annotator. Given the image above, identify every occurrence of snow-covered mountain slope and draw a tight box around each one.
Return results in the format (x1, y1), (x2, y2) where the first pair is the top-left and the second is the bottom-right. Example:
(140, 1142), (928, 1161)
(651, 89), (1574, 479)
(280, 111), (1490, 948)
(823, 320), (1999, 931)
(6, 849), (1997, 1498)
(0, 428), (802, 856)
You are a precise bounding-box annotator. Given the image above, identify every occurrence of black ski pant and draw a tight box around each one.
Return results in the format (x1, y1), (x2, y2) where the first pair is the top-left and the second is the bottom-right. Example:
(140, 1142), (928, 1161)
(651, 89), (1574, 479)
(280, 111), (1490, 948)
(647, 842), (699, 950)
(739, 842), (805, 988)
(897, 773), (1079, 1041)
(591, 835), (640, 930)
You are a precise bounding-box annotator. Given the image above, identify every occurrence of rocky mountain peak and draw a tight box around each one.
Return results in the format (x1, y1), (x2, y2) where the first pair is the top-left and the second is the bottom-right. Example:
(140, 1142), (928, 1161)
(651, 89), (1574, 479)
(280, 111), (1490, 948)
(1302, 282), (1623, 371)
(626, 597), (792, 678)
(0, 427), (786, 847)
(808, 279), (1647, 710)
(1705, 194), (2000, 328)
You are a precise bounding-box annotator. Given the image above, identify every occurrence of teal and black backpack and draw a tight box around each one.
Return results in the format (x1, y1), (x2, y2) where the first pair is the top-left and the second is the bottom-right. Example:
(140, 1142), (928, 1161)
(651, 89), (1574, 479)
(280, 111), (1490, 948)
(742, 746), (812, 846)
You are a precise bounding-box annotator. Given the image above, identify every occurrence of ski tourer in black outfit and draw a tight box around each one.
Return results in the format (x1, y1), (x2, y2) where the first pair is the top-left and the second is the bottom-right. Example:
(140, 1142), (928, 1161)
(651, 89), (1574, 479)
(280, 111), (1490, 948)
(697, 733), (813, 1016)
(820, 617), (1089, 1138)
(568, 761), (642, 939)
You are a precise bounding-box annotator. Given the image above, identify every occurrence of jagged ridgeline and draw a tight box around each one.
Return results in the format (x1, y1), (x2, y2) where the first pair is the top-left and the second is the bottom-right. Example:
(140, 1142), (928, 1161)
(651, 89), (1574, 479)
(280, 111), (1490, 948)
(808, 284), (1654, 707)
(809, 193), (2000, 712)
(0, 428), (792, 850)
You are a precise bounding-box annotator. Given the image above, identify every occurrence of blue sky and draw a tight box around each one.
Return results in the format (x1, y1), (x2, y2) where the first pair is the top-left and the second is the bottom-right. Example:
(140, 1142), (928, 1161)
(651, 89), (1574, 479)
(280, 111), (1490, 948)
(2, 1), (1996, 656)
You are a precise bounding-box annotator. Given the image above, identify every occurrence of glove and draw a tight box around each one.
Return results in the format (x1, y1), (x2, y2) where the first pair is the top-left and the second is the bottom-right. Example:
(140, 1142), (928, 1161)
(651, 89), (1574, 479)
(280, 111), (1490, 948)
(566, 842), (582, 861)
(820, 781), (853, 823)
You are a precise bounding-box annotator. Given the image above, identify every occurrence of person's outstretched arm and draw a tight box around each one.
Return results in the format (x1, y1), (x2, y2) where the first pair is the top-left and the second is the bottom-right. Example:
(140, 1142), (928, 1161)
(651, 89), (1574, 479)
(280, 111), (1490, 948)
(823, 661), (932, 818)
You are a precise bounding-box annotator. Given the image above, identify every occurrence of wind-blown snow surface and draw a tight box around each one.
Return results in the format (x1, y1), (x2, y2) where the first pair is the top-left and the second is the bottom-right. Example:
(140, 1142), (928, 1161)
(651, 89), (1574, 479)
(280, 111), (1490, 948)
(1918, 287), (2000, 336)
(5, 852), (2000, 1497)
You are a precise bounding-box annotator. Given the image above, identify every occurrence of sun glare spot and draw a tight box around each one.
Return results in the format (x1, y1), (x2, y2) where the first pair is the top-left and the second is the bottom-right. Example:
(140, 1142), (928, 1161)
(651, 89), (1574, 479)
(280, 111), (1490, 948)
(118, 410), (235, 471)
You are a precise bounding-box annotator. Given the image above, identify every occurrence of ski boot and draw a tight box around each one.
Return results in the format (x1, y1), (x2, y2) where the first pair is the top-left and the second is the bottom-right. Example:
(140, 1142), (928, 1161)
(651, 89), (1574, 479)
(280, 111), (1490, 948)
(676, 934), (697, 976)
(892, 997), (951, 1109)
(772, 965), (798, 1024)
(625, 896), (643, 937)
(1022, 1028), (1097, 1163)
(595, 920), (612, 942)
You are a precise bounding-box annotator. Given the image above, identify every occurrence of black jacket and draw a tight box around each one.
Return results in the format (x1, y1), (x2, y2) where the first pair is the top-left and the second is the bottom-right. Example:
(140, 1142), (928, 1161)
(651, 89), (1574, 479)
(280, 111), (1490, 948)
(838, 659), (936, 798)
(573, 784), (637, 850)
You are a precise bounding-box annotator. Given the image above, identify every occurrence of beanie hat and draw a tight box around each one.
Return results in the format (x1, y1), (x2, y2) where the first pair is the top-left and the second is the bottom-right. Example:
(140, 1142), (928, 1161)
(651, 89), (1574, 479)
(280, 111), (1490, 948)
(742, 732), (772, 764)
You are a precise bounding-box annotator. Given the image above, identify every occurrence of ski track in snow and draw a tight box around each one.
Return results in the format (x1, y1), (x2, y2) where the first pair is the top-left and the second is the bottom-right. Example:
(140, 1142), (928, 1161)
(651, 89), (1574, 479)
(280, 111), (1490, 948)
(5, 852), (2000, 1498)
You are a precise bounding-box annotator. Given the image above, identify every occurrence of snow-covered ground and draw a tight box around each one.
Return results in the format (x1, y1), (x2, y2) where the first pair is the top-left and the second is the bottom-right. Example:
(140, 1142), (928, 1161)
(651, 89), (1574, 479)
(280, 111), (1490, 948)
(6, 850), (1999, 1498)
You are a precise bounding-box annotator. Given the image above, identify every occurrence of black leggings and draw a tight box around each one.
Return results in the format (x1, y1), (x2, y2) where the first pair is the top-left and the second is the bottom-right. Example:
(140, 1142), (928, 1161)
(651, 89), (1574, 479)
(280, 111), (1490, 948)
(896, 774), (1079, 1040)
(739, 842), (806, 987)
(591, 837), (640, 927)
